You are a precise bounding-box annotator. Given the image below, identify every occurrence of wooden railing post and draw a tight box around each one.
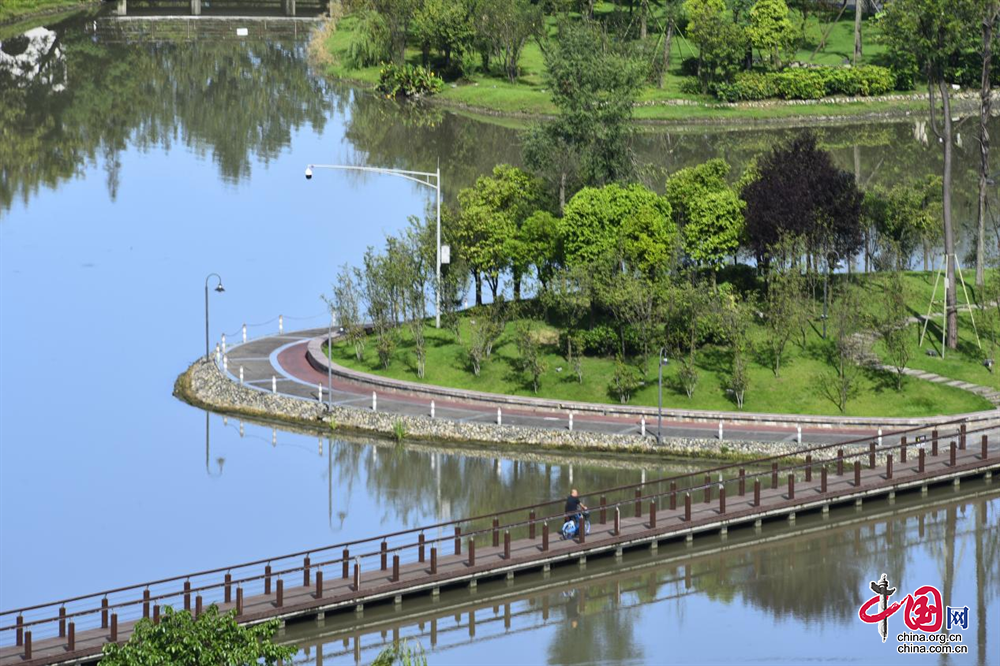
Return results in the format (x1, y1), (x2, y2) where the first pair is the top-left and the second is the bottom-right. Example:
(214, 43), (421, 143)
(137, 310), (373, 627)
(529, 511), (536, 539)
(919, 447), (926, 473)
(650, 500), (657, 528)
(614, 507), (621, 536)
(983, 435), (989, 460)
(788, 473), (795, 499)
(153, 605), (160, 624)
(805, 456), (812, 482)
(821, 466), (828, 493)
(738, 469), (746, 495)
(16, 615), (22, 646)
(468, 538), (476, 566)
(454, 527), (462, 555)
(236, 588), (243, 616)
(634, 488), (642, 517)
(380, 541), (388, 571)
(704, 474), (712, 503)
(265, 565), (272, 595)
(719, 486), (726, 514)
(771, 463), (778, 489)
(577, 515), (586, 543)
(869, 442), (876, 469)
(753, 479), (761, 507)
(670, 481), (677, 509)
(543, 522), (550, 551)
(900, 437), (907, 463)
(143, 589), (150, 618)
(342, 549), (350, 579)
(837, 449), (844, 476)
(316, 570), (324, 598)
(886, 454), (893, 480)
(950, 441), (957, 467)
(392, 555), (399, 582)
(431, 547), (438, 574)
(59, 606), (66, 638)
(504, 530), (511, 559)
(960, 424), (967, 449)
(419, 534), (426, 563)
(184, 580), (191, 611)
(492, 517), (500, 548)
(68, 621), (75, 652)
(111, 613), (118, 643)
(854, 460), (861, 487)
(304, 555), (311, 587)
(224, 573), (232, 604)
(684, 492), (692, 521)
(354, 561), (361, 591)
(276, 580), (284, 607)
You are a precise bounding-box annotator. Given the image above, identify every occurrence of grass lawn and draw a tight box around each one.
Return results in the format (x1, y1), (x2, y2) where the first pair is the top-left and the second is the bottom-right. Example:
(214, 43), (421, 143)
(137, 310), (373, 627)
(0, 0), (94, 24)
(318, 5), (937, 123)
(328, 311), (992, 418)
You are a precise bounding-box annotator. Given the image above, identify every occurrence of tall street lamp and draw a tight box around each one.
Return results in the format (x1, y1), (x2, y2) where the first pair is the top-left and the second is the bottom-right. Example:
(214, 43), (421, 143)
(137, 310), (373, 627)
(657, 348), (669, 446)
(305, 162), (443, 328)
(204, 273), (225, 359)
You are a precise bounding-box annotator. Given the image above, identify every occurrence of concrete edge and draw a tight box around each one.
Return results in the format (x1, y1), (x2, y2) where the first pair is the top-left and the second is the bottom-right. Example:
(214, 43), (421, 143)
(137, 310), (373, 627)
(305, 334), (1000, 430)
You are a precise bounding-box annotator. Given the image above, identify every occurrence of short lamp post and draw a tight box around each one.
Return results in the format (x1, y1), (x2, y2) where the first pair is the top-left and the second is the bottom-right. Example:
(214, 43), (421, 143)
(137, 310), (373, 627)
(657, 348), (669, 446)
(204, 273), (225, 359)
(305, 162), (443, 328)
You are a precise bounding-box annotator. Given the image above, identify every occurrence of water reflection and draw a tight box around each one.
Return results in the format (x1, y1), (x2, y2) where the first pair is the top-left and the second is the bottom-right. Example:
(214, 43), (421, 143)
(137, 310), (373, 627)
(283, 485), (1000, 666)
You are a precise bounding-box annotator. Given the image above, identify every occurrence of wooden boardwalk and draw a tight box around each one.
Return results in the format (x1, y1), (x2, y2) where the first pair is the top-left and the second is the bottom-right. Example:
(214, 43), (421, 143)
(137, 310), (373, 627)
(2, 422), (998, 665)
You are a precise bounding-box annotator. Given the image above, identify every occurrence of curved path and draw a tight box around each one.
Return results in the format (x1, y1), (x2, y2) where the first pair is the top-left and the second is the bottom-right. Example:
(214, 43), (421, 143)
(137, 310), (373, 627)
(217, 328), (997, 446)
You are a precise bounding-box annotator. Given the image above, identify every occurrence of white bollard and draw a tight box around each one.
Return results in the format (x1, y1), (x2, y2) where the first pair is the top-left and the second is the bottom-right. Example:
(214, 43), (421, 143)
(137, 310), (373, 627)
(878, 427), (883, 446)
(718, 421), (724, 440)
(242, 324), (247, 343)
(221, 333), (226, 356)
(215, 344), (221, 364)
(318, 438), (323, 456)
(279, 315), (283, 334)
(640, 417), (646, 437)
(272, 428), (276, 446)
(569, 412), (573, 431)
(497, 408), (502, 426)
(239, 420), (244, 438)
(239, 366), (244, 385)
(318, 383), (323, 402)
(797, 425), (802, 444)
(641, 469), (646, 484)
(223, 355), (228, 372)
(430, 401), (435, 418)
(569, 464), (573, 484)
(223, 415), (227, 426)
(272, 376), (277, 394)
(372, 391), (377, 412)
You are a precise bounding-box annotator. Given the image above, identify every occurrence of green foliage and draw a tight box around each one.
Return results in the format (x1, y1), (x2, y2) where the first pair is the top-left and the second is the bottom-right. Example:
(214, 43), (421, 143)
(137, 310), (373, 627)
(514, 321), (547, 393)
(665, 159), (745, 270)
(376, 62), (444, 97)
(411, 0), (475, 74)
(683, 0), (747, 90)
(818, 284), (865, 412)
(762, 268), (805, 377)
(862, 179), (940, 270)
(560, 183), (676, 277)
(610, 356), (641, 403)
(869, 269), (911, 390)
(392, 419), (408, 441)
(475, 0), (544, 82)
(346, 10), (391, 67)
(714, 65), (895, 101)
(100, 605), (295, 666)
(747, 0), (795, 68)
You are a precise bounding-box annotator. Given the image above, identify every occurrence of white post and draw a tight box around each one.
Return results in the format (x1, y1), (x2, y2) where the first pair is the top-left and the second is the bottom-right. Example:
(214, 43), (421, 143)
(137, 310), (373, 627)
(239, 420), (244, 438)
(318, 438), (323, 456)
(431, 401), (435, 418)
(223, 355), (228, 372)
(279, 315), (283, 334)
(569, 412), (573, 431)
(215, 344), (221, 364)
(497, 408), (502, 426)
(641, 469), (646, 484)
(272, 376), (277, 393)
(221, 333), (226, 356)
(372, 392), (377, 412)
(242, 324), (247, 343)
(640, 417), (646, 437)
(318, 384), (323, 402)
(272, 428), (276, 446)
(239, 366), (244, 384)
(796, 425), (802, 444)
(878, 427), (883, 446)
(569, 464), (573, 484)
(718, 421), (724, 440)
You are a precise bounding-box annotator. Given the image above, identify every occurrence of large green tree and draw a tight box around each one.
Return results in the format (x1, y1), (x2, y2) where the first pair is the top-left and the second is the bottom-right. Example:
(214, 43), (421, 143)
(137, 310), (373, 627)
(475, 0), (543, 82)
(560, 183), (677, 278)
(747, 0), (795, 68)
(100, 605), (294, 666)
(684, 0), (746, 90)
(879, 0), (980, 349)
(665, 158), (745, 274)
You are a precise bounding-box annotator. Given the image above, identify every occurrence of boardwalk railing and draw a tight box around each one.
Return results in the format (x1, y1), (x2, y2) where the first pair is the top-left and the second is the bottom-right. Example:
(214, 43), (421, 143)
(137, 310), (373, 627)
(2, 419), (995, 654)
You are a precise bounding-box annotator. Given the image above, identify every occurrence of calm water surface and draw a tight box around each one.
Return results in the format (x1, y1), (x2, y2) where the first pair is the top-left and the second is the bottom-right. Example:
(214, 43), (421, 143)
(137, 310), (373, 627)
(1, 11), (997, 664)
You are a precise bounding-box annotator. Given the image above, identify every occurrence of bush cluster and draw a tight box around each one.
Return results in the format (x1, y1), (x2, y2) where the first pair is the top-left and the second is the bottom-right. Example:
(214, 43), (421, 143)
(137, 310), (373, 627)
(376, 63), (444, 98)
(713, 65), (895, 102)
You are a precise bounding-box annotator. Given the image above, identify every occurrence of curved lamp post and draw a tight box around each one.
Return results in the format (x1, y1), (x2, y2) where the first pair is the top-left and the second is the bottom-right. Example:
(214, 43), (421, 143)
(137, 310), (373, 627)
(657, 348), (669, 446)
(204, 273), (225, 359)
(305, 162), (442, 328)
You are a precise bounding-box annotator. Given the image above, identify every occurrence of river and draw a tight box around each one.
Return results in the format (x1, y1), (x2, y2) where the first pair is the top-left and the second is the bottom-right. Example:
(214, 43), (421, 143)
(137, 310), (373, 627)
(0, 9), (997, 664)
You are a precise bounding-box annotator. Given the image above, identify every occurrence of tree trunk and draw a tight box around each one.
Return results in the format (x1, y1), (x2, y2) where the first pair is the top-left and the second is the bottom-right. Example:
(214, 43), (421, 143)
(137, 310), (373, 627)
(976, 10), (996, 287)
(659, 21), (674, 89)
(559, 172), (567, 214)
(940, 81), (959, 350)
(474, 272), (483, 306)
(640, 0), (648, 39)
(853, 0), (863, 65)
(513, 273), (522, 300)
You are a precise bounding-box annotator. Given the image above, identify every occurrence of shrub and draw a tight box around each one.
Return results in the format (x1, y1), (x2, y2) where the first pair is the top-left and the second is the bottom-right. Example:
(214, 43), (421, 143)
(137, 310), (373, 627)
(377, 63), (444, 98)
(711, 65), (895, 101)
(346, 11), (390, 67)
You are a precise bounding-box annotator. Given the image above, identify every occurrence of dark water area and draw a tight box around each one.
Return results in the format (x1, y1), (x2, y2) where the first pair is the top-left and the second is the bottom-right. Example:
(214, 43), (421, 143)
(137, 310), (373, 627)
(1, 11), (998, 664)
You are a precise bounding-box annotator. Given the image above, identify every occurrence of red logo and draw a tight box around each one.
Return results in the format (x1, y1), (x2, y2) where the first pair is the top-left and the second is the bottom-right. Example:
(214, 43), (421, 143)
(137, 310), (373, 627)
(859, 575), (943, 636)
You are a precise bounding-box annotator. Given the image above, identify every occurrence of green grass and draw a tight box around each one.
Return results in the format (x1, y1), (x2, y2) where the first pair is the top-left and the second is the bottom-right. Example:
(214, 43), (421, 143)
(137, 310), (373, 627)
(329, 311), (992, 418)
(0, 0), (94, 24)
(319, 7), (933, 123)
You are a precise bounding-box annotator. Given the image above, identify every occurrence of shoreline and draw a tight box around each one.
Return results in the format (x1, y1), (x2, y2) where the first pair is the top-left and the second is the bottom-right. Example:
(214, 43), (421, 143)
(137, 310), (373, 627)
(0, 0), (99, 27)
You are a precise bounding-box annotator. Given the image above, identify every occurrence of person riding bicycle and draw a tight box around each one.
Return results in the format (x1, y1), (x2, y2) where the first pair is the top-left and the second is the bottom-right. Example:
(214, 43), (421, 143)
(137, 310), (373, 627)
(564, 489), (589, 525)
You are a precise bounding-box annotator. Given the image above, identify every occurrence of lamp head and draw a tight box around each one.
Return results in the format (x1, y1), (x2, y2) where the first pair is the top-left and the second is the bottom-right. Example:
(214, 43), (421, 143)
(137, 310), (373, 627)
(305, 166), (313, 180)
(215, 282), (225, 293)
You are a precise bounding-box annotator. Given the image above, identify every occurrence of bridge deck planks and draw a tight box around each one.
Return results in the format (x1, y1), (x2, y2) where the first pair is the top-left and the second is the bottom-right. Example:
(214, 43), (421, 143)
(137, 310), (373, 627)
(3, 442), (996, 666)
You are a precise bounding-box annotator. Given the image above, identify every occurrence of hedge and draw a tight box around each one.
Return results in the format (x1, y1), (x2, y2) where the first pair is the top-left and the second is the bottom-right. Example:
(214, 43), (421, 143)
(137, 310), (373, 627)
(713, 65), (896, 102)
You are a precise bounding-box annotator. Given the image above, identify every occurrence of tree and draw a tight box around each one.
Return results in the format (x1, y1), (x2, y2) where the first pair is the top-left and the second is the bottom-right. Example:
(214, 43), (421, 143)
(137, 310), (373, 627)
(528, 20), (645, 190)
(370, 0), (423, 64)
(862, 182), (937, 271)
(100, 605), (295, 666)
(328, 264), (366, 361)
(371, 639), (428, 666)
(763, 268), (804, 377)
(818, 284), (864, 412)
(721, 293), (753, 409)
(665, 159), (745, 274)
(976, 0), (1000, 286)
(879, 0), (981, 350)
(514, 321), (547, 393)
(748, 0), (795, 68)
(411, 0), (474, 71)
(599, 267), (658, 373)
(684, 0), (747, 90)
(560, 183), (677, 278)
(457, 165), (544, 303)
(518, 210), (561, 289)
(610, 356), (641, 403)
(853, 0), (867, 65)
(870, 267), (912, 391)
(663, 280), (707, 398)
(360, 246), (399, 369)
(476, 0), (543, 82)
(742, 133), (863, 270)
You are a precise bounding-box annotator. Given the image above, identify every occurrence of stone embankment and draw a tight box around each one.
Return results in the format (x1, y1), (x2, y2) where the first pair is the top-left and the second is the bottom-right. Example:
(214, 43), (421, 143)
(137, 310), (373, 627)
(175, 358), (847, 461)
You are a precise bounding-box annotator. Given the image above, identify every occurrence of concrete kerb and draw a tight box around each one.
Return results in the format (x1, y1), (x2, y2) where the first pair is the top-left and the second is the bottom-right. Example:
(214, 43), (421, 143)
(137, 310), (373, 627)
(304, 334), (1000, 431)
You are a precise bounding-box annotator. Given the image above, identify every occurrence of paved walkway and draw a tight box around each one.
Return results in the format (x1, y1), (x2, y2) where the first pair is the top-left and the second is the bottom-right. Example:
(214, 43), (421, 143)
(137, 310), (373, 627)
(216, 328), (985, 447)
